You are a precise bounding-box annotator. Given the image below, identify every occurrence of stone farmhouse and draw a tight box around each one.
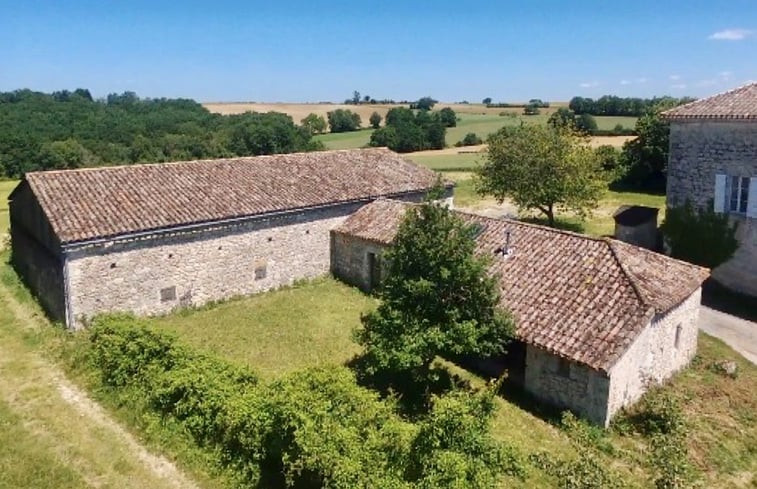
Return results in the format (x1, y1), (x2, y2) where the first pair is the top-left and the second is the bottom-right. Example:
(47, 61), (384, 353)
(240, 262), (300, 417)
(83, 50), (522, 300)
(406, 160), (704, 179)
(9, 148), (450, 328)
(663, 82), (757, 297)
(331, 199), (709, 426)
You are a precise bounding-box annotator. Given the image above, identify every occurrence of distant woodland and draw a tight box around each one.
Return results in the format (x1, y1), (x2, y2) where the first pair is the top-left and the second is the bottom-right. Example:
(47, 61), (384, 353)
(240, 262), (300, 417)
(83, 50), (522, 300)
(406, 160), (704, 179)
(0, 89), (322, 178)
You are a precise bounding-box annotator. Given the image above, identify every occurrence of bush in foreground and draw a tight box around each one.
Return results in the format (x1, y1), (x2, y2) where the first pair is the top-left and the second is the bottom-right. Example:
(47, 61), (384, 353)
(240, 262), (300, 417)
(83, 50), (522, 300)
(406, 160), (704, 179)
(86, 316), (519, 488)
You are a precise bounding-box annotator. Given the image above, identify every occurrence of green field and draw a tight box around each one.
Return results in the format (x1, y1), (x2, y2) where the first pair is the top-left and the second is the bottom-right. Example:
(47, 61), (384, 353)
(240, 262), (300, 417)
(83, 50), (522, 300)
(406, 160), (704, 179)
(315, 113), (637, 150)
(0, 180), (16, 236)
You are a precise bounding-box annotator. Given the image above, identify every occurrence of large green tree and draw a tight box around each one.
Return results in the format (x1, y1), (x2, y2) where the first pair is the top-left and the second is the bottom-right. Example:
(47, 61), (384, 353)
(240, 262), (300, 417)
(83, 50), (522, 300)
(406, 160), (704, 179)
(355, 196), (514, 375)
(476, 125), (605, 226)
(327, 109), (362, 133)
(619, 106), (672, 189)
(300, 113), (327, 134)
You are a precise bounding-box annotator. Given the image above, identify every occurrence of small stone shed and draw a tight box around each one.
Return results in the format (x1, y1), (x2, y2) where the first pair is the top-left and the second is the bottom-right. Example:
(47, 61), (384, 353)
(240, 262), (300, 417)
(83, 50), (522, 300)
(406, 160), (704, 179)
(612, 205), (659, 250)
(663, 82), (757, 297)
(331, 200), (710, 426)
(9, 148), (451, 328)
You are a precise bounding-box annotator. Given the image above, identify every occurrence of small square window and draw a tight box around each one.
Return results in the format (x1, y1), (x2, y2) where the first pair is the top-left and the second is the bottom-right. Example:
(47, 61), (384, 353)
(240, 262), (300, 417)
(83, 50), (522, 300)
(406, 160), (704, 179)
(254, 260), (267, 280)
(160, 286), (176, 302)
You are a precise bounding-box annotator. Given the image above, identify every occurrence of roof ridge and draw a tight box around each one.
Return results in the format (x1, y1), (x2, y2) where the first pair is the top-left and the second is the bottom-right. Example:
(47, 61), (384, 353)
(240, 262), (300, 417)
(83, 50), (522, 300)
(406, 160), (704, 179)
(604, 238), (651, 309)
(24, 147), (395, 177)
(451, 207), (607, 243)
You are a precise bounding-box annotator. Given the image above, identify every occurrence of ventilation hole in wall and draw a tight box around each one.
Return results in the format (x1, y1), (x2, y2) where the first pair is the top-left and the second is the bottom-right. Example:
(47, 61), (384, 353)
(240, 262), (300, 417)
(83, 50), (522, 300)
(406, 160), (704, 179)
(305, 229), (310, 235)
(218, 246), (223, 250)
(267, 237), (273, 242)
(254, 260), (268, 280)
(110, 263), (117, 269)
(160, 286), (177, 302)
(168, 253), (173, 259)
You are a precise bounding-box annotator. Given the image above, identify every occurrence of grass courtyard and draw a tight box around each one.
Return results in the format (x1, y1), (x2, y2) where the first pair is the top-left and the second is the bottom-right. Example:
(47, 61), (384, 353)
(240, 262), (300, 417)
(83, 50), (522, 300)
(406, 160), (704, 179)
(139, 276), (757, 488)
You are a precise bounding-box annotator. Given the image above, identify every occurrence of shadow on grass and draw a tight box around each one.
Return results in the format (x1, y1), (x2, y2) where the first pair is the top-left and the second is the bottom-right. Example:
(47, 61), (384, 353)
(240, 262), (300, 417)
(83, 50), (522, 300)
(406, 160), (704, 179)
(702, 279), (757, 323)
(608, 180), (666, 195)
(519, 216), (585, 234)
(347, 354), (471, 419)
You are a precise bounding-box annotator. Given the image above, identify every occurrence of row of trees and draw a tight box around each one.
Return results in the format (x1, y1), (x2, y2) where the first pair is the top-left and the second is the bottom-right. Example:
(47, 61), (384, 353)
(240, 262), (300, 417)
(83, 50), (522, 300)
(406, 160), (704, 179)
(569, 95), (695, 117)
(0, 89), (322, 178)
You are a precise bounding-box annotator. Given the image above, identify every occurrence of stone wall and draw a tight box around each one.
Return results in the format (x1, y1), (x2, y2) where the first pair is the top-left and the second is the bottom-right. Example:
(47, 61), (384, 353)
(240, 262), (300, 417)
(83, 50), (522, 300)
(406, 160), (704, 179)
(10, 225), (65, 321)
(330, 233), (389, 292)
(606, 288), (701, 421)
(667, 120), (757, 296)
(64, 203), (358, 328)
(64, 193), (430, 328)
(614, 221), (658, 250)
(523, 345), (611, 426)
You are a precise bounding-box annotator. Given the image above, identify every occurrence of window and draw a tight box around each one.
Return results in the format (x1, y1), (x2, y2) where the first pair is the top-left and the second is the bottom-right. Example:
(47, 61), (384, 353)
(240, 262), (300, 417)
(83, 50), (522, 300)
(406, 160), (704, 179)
(729, 176), (750, 214)
(674, 324), (683, 349)
(556, 358), (571, 378)
(160, 286), (176, 302)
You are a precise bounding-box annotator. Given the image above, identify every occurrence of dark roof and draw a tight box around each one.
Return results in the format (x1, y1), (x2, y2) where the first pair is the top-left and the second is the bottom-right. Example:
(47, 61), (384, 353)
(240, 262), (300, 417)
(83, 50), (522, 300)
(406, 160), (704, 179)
(613, 205), (659, 227)
(334, 199), (709, 372)
(662, 82), (757, 120)
(19, 149), (444, 244)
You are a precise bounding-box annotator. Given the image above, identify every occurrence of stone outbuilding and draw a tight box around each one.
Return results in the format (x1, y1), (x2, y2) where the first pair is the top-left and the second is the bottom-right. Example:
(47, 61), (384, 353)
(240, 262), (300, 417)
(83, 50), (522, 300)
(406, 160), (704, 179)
(9, 148), (450, 328)
(331, 199), (710, 426)
(663, 82), (757, 297)
(612, 205), (659, 250)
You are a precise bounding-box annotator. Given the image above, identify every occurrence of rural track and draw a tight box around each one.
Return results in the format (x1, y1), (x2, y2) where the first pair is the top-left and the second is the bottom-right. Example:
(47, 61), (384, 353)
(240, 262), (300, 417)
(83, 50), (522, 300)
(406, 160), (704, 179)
(0, 279), (200, 489)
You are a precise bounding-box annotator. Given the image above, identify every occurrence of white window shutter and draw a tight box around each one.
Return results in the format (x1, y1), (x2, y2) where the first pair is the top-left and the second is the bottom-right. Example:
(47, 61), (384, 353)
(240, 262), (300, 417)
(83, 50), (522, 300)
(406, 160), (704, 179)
(747, 177), (757, 218)
(713, 174), (726, 213)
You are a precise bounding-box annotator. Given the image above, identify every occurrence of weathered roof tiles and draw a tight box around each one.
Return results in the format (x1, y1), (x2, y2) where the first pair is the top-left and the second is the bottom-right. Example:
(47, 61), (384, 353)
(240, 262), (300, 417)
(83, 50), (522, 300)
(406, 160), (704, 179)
(333, 199), (709, 372)
(19, 148), (444, 244)
(663, 82), (757, 120)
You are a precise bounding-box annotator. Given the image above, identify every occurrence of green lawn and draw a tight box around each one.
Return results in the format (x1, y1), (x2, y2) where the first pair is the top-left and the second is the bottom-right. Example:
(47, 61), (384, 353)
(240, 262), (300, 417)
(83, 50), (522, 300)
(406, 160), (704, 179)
(314, 128), (373, 150)
(0, 180), (17, 236)
(129, 277), (757, 488)
(407, 152), (484, 171)
(148, 277), (376, 379)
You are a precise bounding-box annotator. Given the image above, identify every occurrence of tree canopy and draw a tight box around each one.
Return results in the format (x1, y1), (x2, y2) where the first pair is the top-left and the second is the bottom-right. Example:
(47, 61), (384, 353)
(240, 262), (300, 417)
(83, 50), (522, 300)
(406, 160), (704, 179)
(0, 89), (322, 178)
(369, 111), (382, 129)
(301, 113), (328, 134)
(327, 109), (362, 133)
(355, 195), (514, 375)
(476, 125), (606, 226)
(569, 95), (695, 116)
(369, 107), (446, 152)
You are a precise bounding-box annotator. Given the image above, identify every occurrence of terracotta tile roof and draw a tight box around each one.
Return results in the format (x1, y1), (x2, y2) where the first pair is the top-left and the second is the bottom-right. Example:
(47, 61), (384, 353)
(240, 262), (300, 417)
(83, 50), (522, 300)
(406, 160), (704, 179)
(22, 148), (444, 244)
(333, 200), (709, 371)
(662, 82), (757, 120)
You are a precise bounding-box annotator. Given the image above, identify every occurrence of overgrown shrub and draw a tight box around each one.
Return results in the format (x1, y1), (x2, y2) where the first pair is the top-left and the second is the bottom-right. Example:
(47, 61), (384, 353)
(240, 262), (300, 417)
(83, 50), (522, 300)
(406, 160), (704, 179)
(528, 451), (622, 489)
(86, 316), (514, 488)
(661, 200), (739, 268)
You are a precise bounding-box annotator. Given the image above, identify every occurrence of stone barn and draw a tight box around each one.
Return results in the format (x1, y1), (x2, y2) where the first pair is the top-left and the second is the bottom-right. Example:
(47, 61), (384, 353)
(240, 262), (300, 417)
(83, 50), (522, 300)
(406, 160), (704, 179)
(331, 199), (709, 426)
(9, 148), (451, 328)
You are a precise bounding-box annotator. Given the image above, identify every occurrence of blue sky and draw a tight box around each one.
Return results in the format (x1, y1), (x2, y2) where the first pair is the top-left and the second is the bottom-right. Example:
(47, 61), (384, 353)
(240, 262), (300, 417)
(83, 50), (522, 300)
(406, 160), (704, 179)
(2, 0), (756, 102)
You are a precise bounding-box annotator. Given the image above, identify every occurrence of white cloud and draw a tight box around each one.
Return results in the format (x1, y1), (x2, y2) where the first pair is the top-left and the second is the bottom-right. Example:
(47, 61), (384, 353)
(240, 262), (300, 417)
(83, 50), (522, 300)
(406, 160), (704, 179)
(636, 77), (649, 84)
(708, 28), (753, 41)
(669, 74), (681, 81)
(670, 83), (687, 89)
(620, 79), (631, 85)
(579, 81), (599, 88)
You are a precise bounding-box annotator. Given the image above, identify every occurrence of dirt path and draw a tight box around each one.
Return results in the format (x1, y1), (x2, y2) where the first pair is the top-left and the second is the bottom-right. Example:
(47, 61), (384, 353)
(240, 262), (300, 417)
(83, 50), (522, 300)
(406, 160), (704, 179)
(0, 282), (200, 489)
